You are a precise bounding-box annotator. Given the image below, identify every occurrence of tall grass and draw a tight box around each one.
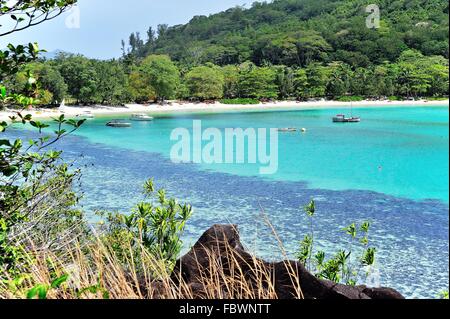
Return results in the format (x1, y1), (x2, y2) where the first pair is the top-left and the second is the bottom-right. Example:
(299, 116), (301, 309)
(0, 230), (304, 300)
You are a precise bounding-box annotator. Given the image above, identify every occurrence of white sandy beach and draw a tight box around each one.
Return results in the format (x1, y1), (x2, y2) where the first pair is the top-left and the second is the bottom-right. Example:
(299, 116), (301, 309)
(1, 99), (448, 122)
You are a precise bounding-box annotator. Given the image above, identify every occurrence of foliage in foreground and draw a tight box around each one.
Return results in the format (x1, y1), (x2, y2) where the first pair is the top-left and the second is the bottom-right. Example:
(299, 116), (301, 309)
(97, 179), (193, 275)
(1, 230), (305, 300)
(296, 200), (377, 286)
(439, 291), (449, 299)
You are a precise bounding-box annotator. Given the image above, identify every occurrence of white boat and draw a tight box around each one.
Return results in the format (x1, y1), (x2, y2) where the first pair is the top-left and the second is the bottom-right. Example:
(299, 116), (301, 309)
(106, 120), (132, 128)
(76, 111), (95, 119)
(332, 101), (361, 123)
(332, 114), (361, 123)
(277, 128), (298, 132)
(130, 113), (154, 121)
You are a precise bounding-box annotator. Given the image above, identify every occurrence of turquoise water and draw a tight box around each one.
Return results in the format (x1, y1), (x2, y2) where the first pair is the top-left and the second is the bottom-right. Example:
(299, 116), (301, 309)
(6, 105), (449, 298)
(74, 106), (449, 203)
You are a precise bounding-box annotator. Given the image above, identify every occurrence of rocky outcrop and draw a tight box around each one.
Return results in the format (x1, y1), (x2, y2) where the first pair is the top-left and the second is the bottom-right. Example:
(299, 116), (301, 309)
(170, 224), (404, 299)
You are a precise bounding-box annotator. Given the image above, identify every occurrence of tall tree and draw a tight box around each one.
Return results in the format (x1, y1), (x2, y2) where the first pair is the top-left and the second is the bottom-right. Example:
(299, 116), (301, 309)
(185, 65), (224, 100)
(238, 65), (278, 99)
(140, 55), (180, 102)
(221, 65), (240, 98)
(147, 26), (156, 44)
(157, 24), (169, 38)
(326, 62), (353, 98)
(55, 53), (98, 104)
(275, 66), (296, 99)
(94, 60), (129, 105)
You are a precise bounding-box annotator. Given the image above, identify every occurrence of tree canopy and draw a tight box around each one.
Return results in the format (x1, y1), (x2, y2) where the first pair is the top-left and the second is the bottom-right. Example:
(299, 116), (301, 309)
(124, 0), (449, 68)
(2, 0), (448, 106)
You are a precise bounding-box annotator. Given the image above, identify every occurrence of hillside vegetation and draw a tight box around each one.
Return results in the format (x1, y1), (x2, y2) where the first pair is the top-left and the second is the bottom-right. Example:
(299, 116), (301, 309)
(1, 0), (448, 107)
(128, 0), (449, 67)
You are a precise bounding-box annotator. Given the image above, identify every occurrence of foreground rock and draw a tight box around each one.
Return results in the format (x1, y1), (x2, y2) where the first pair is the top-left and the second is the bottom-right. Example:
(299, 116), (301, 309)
(170, 224), (404, 299)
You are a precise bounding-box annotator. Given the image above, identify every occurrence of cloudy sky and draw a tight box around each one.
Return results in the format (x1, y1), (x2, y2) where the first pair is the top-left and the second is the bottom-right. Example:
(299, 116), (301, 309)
(1, 0), (257, 59)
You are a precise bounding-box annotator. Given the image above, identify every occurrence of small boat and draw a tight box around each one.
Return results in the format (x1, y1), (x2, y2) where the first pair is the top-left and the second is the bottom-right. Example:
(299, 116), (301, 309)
(278, 128), (298, 132)
(333, 101), (361, 123)
(347, 117), (361, 123)
(106, 120), (132, 128)
(333, 114), (361, 123)
(76, 111), (95, 119)
(130, 113), (154, 121)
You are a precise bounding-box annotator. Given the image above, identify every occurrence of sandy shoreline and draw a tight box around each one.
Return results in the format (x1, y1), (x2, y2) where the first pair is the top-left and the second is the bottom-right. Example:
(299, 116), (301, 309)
(1, 99), (448, 121)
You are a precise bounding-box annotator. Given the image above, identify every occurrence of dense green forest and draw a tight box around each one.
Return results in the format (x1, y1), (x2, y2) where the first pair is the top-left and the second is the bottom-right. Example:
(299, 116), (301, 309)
(129, 0), (449, 66)
(2, 0), (449, 106)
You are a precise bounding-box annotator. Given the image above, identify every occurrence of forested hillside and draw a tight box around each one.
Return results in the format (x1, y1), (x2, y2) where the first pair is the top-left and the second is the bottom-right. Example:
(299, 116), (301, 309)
(127, 0), (449, 67)
(2, 0), (449, 107)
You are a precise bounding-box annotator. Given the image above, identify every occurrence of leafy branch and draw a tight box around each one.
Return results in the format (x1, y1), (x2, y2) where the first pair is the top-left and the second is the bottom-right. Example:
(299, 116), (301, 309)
(0, 0), (77, 37)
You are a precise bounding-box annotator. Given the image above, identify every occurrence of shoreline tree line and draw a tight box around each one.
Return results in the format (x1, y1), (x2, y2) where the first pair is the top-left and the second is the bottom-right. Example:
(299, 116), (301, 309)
(1, 48), (448, 107)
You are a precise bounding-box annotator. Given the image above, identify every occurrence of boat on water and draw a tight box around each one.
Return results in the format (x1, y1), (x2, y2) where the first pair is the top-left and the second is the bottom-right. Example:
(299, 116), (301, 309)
(332, 114), (361, 123)
(76, 111), (95, 119)
(130, 113), (154, 121)
(278, 128), (298, 132)
(332, 101), (361, 123)
(106, 120), (132, 128)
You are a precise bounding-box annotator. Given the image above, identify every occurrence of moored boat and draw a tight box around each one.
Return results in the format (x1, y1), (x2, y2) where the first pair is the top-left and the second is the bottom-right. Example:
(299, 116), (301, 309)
(333, 114), (361, 123)
(333, 101), (361, 123)
(130, 113), (154, 121)
(278, 127), (298, 132)
(347, 117), (361, 123)
(76, 111), (95, 119)
(106, 119), (132, 128)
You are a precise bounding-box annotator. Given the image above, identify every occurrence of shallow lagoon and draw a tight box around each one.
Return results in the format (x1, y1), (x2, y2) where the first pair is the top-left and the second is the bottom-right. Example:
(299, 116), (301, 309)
(6, 106), (449, 298)
(74, 106), (449, 202)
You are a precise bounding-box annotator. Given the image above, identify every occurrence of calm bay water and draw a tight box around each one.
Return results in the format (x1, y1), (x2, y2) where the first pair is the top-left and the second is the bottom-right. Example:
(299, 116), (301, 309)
(74, 106), (449, 202)
(6, 106), (449, 298)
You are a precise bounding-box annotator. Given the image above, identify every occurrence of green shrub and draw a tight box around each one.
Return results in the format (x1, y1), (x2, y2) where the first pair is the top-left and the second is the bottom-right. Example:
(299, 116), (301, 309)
(439, 291), (449, 299)
(337, 96), (364, 102)
(1, 114), (86, 277)
(219, 98), (260, 105)
(98, 179), (193, 275)
(296, 200), (377, 286)
(427, 96), (449, 101)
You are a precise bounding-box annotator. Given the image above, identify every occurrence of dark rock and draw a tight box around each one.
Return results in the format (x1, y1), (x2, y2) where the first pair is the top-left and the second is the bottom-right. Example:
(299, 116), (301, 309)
(171, 224), (405, 299)
(361, 287), (406, 299)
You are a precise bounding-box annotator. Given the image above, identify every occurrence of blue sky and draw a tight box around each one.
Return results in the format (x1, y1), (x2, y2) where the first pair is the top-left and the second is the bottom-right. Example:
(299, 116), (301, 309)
(1, 0), (257, 59)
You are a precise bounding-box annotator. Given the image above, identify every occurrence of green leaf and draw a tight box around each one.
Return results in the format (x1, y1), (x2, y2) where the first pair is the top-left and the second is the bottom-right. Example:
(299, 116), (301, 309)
(2, 165), (19, 177)
(27, 285), (48, 299)
(51, 274), (69, 289)
(0, 139), (12, 147)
